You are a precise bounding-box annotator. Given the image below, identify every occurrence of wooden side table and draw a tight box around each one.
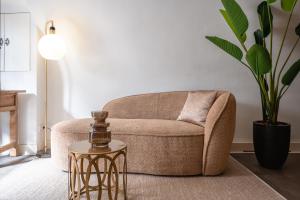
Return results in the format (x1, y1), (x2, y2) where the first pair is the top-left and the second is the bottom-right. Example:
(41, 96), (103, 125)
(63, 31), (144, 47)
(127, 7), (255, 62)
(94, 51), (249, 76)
(0, 90), (25, 156)
(68, 140), (127, 200)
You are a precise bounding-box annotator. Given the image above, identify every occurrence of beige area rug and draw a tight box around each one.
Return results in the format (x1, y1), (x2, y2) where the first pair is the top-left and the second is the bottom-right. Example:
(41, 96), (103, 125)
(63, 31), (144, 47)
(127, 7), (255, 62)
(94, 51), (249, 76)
(0, 157), (285, 200)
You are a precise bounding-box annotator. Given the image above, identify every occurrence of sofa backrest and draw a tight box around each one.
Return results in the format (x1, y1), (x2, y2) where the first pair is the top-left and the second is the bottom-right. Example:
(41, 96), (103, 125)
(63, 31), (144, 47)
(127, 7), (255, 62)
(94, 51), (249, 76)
(103, 90), (227, 120)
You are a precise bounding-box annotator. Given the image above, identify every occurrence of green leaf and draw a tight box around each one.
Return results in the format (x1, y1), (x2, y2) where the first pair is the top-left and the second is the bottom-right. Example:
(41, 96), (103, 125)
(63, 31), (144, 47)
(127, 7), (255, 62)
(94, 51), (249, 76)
(220, 9), (247, 42)
(257, 1), (273, 37)
(206, 36), (243, 60)
(296, 24), (300, 36)
(254, 29), (264, 46)
(281, 0), (298, 11)
(221, 0), (249, 37)
(246, 44), (272, 75)
(267, 0), (277, 3)
(282, 59), (300, 85)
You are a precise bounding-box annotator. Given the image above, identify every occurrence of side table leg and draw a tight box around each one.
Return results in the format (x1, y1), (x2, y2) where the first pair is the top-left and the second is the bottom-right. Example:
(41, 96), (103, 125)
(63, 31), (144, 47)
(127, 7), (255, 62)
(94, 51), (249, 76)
(91, 156), (102, 200)
(123, 149), (128, 200)
(68, 154), (70, 199)
(82, 156), (92, 200)
(108, 157), (119, 200)
(69, 153), (82, 200)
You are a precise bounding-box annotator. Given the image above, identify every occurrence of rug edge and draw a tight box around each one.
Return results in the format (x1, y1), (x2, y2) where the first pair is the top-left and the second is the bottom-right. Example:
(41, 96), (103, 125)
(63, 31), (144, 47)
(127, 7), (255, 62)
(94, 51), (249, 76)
(229, 156), (286, 200)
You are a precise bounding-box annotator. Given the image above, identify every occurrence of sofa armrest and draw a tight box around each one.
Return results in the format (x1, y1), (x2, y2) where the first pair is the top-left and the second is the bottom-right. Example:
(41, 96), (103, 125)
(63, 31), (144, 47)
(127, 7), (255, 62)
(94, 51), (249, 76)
(202, 92), (236, 175)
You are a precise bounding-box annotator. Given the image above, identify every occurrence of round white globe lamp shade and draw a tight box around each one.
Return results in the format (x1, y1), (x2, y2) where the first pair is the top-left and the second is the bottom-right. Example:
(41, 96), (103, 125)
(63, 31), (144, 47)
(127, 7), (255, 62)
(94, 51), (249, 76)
(38, 34), (66, 60)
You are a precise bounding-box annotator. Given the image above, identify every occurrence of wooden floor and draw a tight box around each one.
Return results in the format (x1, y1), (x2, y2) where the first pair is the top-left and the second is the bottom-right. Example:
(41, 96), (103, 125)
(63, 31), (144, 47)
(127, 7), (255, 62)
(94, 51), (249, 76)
(232, 153), (300, 200)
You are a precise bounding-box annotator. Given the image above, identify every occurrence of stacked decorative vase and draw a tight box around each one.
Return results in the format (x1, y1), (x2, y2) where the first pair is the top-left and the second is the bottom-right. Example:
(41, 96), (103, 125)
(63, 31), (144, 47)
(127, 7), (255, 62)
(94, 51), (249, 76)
(89, 111), (111, 147)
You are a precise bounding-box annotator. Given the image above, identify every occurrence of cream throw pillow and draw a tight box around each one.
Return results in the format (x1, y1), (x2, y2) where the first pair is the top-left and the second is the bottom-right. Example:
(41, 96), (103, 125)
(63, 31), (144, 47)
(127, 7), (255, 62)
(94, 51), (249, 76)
(177, 91), (217, 126)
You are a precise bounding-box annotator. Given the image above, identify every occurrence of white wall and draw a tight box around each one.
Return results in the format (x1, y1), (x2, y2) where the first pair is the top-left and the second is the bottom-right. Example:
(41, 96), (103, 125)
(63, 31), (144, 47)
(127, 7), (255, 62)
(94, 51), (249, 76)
(22, 0), (300, 148)
(0, 0), (43, 154)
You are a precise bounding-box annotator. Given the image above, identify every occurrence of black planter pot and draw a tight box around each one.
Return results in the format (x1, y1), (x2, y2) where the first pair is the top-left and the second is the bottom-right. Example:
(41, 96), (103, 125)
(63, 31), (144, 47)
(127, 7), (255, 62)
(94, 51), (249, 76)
(253, 121), (290, 169)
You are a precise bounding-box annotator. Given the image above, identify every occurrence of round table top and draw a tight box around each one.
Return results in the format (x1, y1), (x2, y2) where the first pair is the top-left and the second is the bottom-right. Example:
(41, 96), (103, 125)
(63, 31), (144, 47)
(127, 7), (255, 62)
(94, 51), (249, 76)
(68, 140), (126, 155)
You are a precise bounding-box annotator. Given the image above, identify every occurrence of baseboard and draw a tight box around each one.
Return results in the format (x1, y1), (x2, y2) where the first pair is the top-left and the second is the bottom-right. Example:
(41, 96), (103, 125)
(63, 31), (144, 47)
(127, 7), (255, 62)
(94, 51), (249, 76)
(12, 143), (300, 155)
(231, 142), (300, 153)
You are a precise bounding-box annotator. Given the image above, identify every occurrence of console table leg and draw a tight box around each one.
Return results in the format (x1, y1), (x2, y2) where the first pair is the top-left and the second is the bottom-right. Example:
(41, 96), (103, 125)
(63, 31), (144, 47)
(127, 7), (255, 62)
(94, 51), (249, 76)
(9, 109), (18, 157)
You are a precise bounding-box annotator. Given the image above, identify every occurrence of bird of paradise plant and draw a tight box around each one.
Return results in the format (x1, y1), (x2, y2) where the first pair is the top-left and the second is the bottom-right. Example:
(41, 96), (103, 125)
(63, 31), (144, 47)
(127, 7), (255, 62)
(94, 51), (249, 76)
(206, 0), (300, 124)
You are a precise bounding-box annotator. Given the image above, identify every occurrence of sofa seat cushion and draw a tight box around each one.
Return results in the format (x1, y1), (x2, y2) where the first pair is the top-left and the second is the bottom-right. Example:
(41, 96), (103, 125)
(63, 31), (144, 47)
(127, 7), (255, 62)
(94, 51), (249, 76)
(52, 118), (204, 137)
(52, 118), (93, 134)
(107, 118), (204, 136)
(51, 118), (204, 175)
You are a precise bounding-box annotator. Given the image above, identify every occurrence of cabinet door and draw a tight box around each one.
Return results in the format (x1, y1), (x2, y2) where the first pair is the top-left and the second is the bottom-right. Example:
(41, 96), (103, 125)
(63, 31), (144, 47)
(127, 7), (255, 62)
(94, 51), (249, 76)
(3, 13), (30, 71)
(0, 14), (4, 71)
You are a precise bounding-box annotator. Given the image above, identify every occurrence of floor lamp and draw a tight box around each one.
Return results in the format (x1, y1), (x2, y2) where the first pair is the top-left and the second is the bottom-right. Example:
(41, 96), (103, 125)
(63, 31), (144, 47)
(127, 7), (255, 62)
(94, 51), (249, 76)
(38, 20), (66, 156)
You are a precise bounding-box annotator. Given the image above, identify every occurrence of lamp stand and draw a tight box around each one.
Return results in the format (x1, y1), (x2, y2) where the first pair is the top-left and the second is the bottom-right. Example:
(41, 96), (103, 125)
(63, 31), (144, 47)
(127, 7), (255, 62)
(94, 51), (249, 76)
(37, 20), (65, 158)
(37, 21), (54, 158)
(37, 59), (50, 158)
(44, 59), (49, 154)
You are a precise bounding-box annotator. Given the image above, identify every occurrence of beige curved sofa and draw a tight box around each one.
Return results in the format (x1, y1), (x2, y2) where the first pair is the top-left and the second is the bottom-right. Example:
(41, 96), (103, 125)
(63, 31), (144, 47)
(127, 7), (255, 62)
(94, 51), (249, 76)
(51, 91), (236, 176)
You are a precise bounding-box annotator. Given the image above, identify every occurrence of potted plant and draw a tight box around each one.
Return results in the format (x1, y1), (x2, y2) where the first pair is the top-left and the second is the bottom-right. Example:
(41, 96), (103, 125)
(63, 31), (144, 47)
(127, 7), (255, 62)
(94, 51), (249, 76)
(206, 0), (300, 169)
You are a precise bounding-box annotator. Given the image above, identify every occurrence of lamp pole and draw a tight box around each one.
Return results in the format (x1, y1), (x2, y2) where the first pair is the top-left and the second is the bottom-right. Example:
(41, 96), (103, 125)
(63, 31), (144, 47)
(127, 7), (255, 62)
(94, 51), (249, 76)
(38, 20), (65, 157)
(44, 59), (48, 153)
(39, 20), (61, 157)
(43, 20), (54, 155)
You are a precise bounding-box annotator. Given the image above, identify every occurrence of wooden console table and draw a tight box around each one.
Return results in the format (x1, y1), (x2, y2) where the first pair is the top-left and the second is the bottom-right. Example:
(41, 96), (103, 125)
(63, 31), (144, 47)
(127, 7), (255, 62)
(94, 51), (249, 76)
(0, 90), (25, 156)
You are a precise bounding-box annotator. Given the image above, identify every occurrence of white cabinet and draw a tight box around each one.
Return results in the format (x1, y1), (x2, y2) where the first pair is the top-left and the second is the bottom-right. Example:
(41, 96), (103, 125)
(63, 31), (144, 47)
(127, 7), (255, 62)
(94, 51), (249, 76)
(0, 12), (31, 72)
(0, 14), (4, 71)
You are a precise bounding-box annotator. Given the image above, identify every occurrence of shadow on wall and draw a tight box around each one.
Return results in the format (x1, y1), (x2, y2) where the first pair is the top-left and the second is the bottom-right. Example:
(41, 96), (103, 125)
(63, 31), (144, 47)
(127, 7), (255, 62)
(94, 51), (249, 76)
(272, 6), (300, 45)
(279, 100), (300, 141)
(18, 93), (38, 154)
(0, 112), (10, 147)
(236, 98), (300, 142)
(235, 102), (261, 142)
(43, 60), (74, 148)
(47, 60), (74, 125)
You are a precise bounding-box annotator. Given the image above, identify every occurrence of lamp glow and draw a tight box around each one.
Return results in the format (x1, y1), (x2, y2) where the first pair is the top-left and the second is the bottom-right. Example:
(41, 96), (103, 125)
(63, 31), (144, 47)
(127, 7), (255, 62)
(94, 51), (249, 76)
(38, 34), (66, 60)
